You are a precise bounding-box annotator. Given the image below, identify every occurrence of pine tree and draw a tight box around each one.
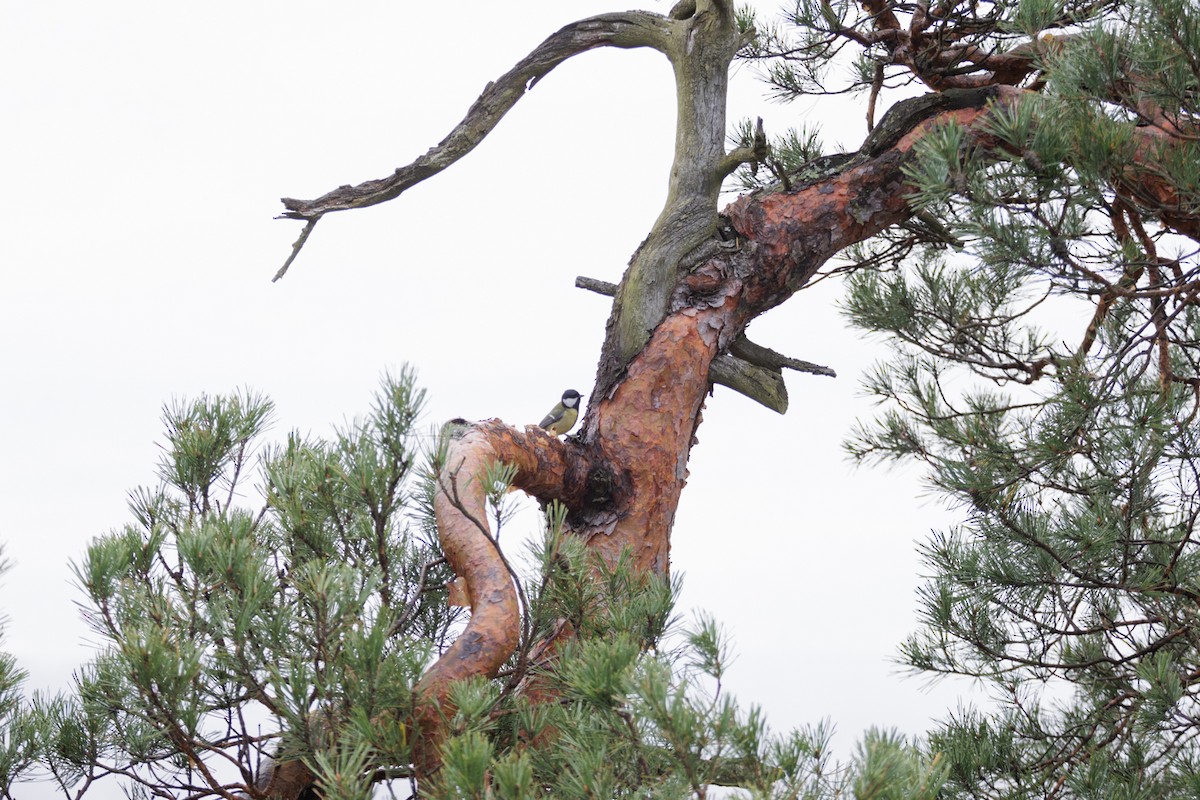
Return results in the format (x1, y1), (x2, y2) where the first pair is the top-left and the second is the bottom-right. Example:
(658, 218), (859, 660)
(39, 374), (943, 799)
(19, 0), (1199, 796)
(0, 554), (39, 800)
(828, 0), (1200, 795)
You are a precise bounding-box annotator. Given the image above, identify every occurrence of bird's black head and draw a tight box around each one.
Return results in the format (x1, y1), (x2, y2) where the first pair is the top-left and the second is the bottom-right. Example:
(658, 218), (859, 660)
(562, 389), (582, 407)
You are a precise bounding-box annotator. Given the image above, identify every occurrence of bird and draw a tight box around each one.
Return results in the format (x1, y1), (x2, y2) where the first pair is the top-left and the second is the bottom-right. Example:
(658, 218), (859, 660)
(539, 389), (582, 435)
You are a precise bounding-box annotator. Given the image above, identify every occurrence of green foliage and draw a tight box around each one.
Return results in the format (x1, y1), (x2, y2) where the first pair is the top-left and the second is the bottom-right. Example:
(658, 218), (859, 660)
(739, 0), (1122, 98)
(822, 0), (1200, 795)
(423, 523), (855, 800)
(852, 729), (947, 800)
(429, 582), (944, 800)
(20, 368), (954, 799)
(39, 369), (454, 798)
(0, 555), (40, 800)
(730, 117), (829, 192)
(16, 3), (1195, 796)
(417, 504), (945, 800)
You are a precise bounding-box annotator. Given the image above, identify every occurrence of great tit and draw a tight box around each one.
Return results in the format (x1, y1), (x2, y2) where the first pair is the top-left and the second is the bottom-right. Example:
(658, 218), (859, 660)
(539, 389), (582, 435)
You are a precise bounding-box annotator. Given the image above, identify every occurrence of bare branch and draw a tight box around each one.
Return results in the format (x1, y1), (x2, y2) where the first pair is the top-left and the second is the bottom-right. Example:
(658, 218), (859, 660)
(275, 12), (673, 276)
(719, 116), (770, 178)
(271, 218), (318, 282)
(866, 62), (885, 132)
(709, 355), (788, 413)
(729, 336), (836, 378)
(575, 275), (617, 296)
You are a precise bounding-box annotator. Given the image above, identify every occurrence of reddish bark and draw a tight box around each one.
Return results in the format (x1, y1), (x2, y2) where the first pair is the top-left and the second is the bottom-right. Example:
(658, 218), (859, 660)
(1122, 125), (1200, 241)
(273, 15), (1200, 781)
(414, 86), (1019, 779)
(412, 422), (591, 776)
(405, 75), (1200, 783)
(254, 761), (315, 800)
(578, 312), (718, 573)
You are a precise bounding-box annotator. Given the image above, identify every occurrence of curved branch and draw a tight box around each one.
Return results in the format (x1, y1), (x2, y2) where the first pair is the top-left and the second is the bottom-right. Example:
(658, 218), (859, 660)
(273, 11), (673, 278)
(722, 87), (1018, 304)
(725, 84), (1199, 301)
(412, 420), (592, 778)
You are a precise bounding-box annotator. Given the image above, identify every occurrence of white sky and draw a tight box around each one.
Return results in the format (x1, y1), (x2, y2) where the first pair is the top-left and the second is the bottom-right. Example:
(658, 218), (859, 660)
(2, 1), (982, 795)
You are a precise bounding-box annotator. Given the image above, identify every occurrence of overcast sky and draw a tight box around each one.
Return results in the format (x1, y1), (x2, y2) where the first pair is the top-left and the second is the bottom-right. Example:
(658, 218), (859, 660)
(3, 2), (981, 795)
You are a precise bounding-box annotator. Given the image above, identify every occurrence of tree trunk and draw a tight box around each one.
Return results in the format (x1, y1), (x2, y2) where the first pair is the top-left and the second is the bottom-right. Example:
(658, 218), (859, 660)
(269, 1), (1200, 793)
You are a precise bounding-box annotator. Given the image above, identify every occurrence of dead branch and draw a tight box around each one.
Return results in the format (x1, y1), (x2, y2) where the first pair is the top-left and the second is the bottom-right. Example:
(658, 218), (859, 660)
(273, 11), (673, 279)
(729, 337), (835, 378)
(574, 274), (831, 411)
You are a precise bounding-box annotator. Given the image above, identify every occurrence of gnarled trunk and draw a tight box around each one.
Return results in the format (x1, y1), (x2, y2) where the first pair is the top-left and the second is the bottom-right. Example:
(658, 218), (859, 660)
(266, 1), (1200, 794)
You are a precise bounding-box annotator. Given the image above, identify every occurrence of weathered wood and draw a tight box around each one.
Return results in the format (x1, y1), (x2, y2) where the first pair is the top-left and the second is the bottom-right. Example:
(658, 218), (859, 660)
(273, 12), (674, 280)
(709, 355), (788, 413)
(575, 274), (831, 410)
(597, 2), (742, 394)
(268, 2), (1200, 790)
(729, 337), (835, 378)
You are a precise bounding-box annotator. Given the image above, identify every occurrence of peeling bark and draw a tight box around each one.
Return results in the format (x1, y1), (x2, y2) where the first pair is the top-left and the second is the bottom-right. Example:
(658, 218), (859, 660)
(253, 760), (315, 800)
(269, 6), (1200, 794)
(413, 422), (593, 778)
(1121, 125), (1200, 242)
(412, 93), (1030, 780)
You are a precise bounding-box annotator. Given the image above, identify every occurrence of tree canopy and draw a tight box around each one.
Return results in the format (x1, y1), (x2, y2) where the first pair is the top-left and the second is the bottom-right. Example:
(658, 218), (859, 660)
(4, 0), (1200, 798)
